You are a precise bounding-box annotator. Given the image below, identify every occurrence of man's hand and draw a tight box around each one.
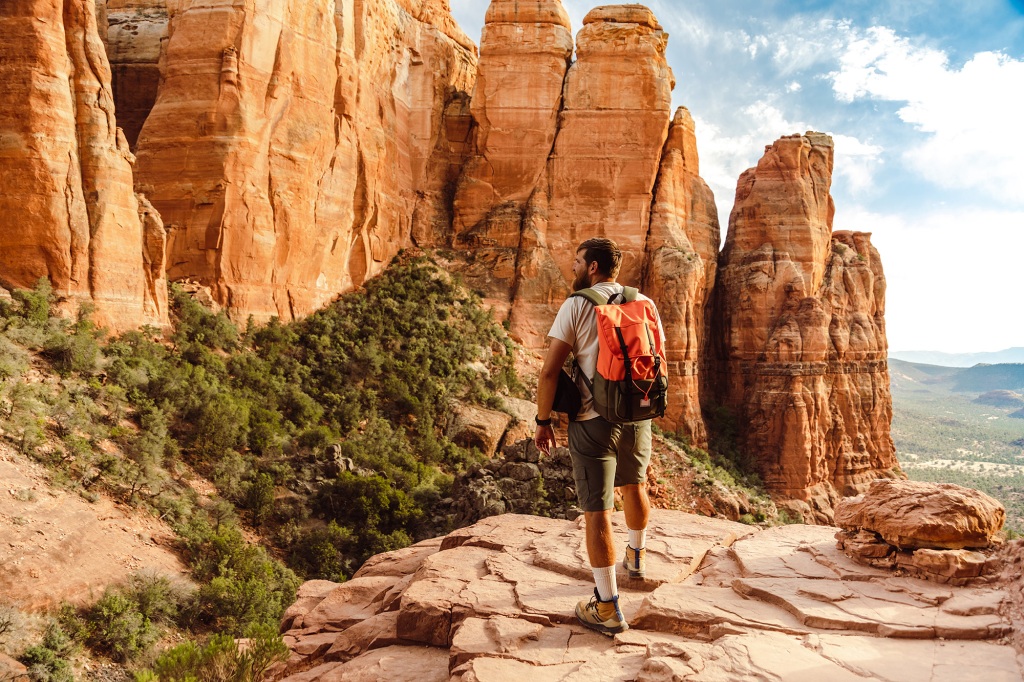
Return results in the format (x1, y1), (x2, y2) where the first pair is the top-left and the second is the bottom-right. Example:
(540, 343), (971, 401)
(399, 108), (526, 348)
(535, 423), (556, 455)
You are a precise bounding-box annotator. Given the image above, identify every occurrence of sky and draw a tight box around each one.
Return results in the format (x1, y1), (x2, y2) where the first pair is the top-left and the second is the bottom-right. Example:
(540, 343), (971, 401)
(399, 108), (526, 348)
(448, 0), (1024, 354)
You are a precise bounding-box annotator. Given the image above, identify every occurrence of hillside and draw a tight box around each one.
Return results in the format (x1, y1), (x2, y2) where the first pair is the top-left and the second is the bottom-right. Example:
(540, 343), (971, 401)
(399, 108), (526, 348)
(889, 359), (1024, 532)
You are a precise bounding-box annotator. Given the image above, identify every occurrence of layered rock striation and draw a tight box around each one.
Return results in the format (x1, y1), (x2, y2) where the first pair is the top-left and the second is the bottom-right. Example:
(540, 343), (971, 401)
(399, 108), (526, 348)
(0, 0), (167, 331)
(710, 133), (898, 522)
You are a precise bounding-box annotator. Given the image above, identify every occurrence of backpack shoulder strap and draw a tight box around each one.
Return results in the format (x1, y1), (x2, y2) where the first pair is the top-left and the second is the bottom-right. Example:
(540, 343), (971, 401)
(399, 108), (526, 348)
(570, 286), (639, 306)
(569, 288), (605, 307)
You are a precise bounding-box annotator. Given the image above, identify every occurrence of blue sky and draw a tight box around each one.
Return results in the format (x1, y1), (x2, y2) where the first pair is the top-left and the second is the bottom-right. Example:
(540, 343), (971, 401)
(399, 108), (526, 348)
(449, 1), (1024, 353)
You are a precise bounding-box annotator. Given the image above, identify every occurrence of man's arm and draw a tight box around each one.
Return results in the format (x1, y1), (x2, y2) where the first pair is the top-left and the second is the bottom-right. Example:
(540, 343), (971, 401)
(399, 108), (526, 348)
(535, 338), (572, 454)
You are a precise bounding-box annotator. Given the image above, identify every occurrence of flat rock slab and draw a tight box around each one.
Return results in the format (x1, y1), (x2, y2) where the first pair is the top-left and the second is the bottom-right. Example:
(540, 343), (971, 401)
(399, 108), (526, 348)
(734, 576), (1012, 639)
(531, 509), (752, 588)
(730, 524), (889, 581)
(272, 512), (1022, 681)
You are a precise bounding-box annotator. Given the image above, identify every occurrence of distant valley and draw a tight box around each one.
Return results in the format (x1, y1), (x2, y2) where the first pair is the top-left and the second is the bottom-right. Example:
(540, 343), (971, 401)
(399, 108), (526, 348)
(889, 347), (1024, 367)
(889, 358), (1024, 532)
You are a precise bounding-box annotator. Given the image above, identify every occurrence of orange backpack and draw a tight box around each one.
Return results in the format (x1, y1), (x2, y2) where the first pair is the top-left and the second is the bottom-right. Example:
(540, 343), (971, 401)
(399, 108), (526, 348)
(571, 287), (668, 423)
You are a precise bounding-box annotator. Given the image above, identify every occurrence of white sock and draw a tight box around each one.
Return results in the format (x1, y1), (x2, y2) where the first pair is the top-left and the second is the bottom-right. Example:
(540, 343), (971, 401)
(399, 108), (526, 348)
(592, 564), (617, 601)
(628, 528), (647, 550)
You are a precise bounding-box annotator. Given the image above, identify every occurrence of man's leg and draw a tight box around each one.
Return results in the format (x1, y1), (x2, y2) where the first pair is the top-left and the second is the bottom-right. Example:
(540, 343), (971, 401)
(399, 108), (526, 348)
(616, 422), (653, 578)
(568, 419), (628, 635)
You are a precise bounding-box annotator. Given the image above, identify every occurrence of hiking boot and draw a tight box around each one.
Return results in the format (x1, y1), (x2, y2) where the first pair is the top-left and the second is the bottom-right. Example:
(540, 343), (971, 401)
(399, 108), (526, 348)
(622, 545), (646, 579)
(575, 588), (628, 636)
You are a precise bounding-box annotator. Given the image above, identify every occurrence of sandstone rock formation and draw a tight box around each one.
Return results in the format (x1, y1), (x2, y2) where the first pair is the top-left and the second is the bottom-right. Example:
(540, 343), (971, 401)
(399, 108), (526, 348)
(836, 479), (1006, 550)
(99, 0), (167, 149)
(2, 1), (904, 517)
(444, 4), (717, 445)
(134, 0), (477, 323)
(0, 0), (168, 331)
(450, 0), (573, 324)
(710, 133), (898, 522)
(270, 512), (1022, 681)
(642, 108), (720, 444)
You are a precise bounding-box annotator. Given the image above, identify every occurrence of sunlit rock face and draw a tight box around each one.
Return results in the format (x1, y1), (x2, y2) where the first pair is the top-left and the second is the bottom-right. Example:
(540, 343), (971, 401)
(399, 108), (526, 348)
(133, 0), (476, 323)
(450, 0), (573, 326)
(0, 0), (167, 331)
(642, 108), (720, 445)
(270, 513), (1021, 680)
(710, 133), (898, 523)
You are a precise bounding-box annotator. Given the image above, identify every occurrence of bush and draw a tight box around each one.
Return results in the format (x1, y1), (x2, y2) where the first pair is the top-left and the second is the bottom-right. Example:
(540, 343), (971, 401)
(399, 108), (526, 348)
(138, 623), (288, 682)
(58, 574), (187, 663)
(182, 522), (299, 634)
(8, 278), (52, 327)
(19, 623), (76, 682)
(287, 522), (354, 582)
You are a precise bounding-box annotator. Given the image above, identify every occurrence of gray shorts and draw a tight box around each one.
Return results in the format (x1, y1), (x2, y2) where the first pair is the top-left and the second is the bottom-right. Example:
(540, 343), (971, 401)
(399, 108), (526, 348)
(567, 417), (652, 512)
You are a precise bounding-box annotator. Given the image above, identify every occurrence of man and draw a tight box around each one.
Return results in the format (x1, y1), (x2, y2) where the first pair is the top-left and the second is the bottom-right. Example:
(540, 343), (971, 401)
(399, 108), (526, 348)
(534, 237), (663, 636)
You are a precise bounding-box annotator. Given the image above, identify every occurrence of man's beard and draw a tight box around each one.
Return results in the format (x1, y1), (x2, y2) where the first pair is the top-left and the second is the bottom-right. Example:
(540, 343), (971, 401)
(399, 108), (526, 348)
(572, 269), (589, 292)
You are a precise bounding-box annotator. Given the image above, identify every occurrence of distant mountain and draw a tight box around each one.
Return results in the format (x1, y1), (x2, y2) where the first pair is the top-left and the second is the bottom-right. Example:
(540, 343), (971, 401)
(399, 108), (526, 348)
(887, 359), (1024, 393)
(889, 347), (1024, 367)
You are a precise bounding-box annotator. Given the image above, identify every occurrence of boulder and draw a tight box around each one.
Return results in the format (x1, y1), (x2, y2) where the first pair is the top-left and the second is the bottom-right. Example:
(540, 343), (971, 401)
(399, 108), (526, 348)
(448, 403), (512, 455)
(835, 479), (1005, 550)
(0, 653), (27, 678)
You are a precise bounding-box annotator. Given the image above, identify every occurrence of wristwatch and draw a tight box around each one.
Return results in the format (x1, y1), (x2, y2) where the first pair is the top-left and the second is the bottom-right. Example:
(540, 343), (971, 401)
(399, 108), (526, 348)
(535, 416), (552, 426)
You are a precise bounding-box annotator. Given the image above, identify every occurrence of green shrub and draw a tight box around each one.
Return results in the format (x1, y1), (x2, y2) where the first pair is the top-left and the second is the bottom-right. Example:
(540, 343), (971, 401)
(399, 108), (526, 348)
(20, 623), (76, 682)
(139, 624), (287, 682)
(8, 278), (52, 327)
(57, 574), (187, 664)
(182, 522), (299, 634)
(287, 522), (354, 582)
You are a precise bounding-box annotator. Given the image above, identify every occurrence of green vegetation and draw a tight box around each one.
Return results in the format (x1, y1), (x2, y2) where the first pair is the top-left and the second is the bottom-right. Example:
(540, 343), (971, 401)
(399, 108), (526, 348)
(655, 422), (778, 525)
(889, 358), (1024, 532)
(135, 624), (287, 682)
(1, 257), (522, 677)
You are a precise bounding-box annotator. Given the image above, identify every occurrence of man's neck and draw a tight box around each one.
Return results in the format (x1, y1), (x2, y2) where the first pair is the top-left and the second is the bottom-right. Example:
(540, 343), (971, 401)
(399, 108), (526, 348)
(590, 276), (616, 287)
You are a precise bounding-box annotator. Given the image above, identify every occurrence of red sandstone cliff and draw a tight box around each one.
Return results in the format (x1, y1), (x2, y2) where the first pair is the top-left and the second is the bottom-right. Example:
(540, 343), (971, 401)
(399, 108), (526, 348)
(710, 133), (898, 522)
(0, 1), (900, 518)
(0, 0), (167, 331)
(643, 108), (721, 446)
(133, 0), (476, 323)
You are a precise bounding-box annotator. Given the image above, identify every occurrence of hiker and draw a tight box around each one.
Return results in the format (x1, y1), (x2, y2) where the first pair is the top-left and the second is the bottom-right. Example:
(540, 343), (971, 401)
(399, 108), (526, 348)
(534, 237), (667, 636)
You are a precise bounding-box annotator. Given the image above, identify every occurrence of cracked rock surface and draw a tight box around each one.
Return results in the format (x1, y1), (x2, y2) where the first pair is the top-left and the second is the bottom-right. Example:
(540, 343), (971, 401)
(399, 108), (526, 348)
(271, 511), (1021, 681)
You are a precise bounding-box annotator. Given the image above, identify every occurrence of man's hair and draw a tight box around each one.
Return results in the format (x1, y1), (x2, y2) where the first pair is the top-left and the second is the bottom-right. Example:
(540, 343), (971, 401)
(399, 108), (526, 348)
(577, 238), (622, 278)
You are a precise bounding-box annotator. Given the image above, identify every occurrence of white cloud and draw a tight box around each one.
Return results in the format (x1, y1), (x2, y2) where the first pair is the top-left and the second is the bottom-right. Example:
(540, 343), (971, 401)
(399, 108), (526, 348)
(836, 206), (1024, 353)
(695, 104), (882, 220)
(831, 134), (884, 195)
(786, 81), (802, 93)
(829, 27), (1024, 204)
(693, 102), (807, 223)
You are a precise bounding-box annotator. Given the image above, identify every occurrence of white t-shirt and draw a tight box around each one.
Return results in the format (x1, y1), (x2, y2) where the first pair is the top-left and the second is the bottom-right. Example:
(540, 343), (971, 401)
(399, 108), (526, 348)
(548, 281), (666, 421)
